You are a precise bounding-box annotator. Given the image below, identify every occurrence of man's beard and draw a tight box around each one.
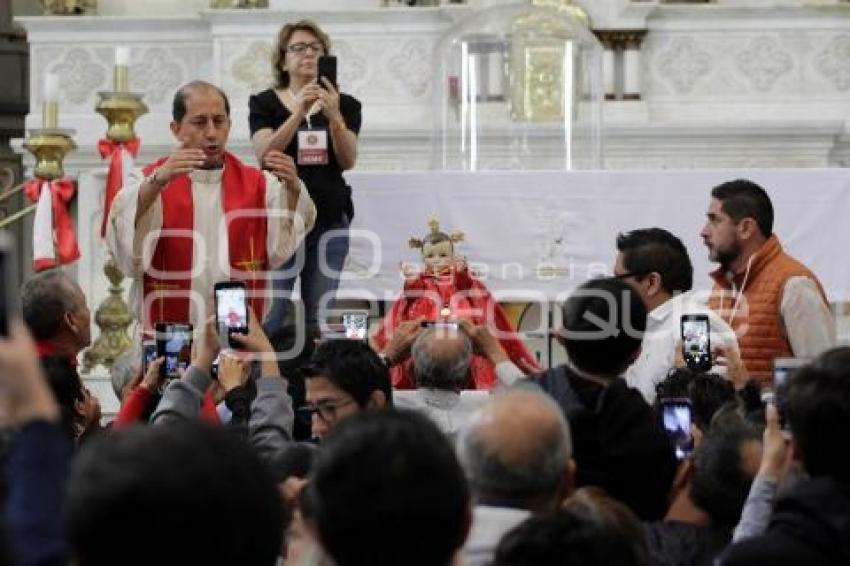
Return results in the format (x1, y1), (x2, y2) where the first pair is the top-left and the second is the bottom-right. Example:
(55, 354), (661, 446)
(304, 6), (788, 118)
(712, 240), (741, 269)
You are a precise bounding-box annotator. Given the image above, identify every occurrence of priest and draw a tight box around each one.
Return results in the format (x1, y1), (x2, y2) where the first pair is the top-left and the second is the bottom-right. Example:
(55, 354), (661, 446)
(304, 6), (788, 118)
(107, 80), (316, 329)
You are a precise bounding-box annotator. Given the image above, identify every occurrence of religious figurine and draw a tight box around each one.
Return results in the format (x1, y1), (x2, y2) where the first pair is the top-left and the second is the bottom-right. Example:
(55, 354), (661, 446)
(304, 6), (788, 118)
(373, 219), (541, 390)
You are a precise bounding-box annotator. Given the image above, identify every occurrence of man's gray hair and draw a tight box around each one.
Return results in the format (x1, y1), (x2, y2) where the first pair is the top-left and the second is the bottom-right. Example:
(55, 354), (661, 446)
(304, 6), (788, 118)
(20, 269), (78, 340)
(411, 328), (472, 390)
(457, 384), (572, 505)
(111, 347), (142, 401)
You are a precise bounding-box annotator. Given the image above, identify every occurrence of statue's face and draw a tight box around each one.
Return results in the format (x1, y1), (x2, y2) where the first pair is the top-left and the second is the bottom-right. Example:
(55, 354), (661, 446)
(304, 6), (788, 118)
(422, 240), (454, 274)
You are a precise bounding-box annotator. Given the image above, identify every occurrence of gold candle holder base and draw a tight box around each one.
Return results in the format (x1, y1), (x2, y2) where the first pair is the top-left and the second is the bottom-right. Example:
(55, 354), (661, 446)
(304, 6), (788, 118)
(83, 256), (134, 373)
(23, 128), (77, 181)
(95, 91), (148, 143)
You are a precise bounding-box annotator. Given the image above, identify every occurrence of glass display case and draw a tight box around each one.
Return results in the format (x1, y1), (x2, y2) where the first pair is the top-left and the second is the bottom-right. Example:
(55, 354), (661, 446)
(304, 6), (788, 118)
(434, 0), (603, 170)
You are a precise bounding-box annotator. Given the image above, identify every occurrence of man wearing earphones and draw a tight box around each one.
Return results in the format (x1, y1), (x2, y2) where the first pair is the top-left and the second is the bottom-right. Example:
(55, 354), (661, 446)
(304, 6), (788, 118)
(701, 179), (834, 386)
(107, 80), (316, 330)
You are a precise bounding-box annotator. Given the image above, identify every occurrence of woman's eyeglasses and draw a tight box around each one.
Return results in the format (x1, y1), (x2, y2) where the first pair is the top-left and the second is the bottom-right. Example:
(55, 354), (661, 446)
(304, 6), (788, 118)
(286, 42), (324, 55)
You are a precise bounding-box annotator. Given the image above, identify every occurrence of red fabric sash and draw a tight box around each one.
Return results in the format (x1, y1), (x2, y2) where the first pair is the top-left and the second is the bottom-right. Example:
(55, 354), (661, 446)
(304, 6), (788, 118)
(35, 340), (79, 367)
(24, 178), (80, 271)
(98, 137), (140, 238)
(141, 152), (268, 328)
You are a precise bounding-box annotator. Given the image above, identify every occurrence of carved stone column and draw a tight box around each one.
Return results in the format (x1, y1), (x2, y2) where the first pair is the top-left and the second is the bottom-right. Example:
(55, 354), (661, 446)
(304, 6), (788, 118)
(593, 29), (648, 101)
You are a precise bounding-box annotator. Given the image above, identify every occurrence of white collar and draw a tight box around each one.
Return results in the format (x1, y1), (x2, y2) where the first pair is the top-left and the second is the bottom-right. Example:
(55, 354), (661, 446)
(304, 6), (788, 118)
(189, 167), (224, 184)
(417, 387), (461, 410)
(648, 291), (693, 324)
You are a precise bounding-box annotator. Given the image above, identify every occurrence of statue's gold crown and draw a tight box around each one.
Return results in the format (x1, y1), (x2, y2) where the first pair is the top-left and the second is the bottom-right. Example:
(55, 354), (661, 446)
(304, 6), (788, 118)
(408, 217), (465, 250)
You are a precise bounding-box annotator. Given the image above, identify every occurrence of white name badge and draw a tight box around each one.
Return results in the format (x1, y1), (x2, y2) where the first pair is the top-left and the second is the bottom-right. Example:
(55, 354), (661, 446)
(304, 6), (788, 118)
(297, 129), (329, 166)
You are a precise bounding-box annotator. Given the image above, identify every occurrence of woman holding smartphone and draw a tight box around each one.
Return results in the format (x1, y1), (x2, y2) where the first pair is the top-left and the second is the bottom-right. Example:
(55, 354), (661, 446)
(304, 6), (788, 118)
(249, 19), (362, 333)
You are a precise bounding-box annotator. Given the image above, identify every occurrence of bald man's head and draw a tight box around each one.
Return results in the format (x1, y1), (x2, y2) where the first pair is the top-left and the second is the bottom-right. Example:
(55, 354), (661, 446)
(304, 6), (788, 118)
(457, 387), (574, 512)
(411, 328), (472, 390)
(171, 80), (231, 122)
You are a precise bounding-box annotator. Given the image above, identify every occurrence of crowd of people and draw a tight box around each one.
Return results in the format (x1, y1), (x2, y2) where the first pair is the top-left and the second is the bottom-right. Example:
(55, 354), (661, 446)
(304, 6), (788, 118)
(1, 16), (848, 566)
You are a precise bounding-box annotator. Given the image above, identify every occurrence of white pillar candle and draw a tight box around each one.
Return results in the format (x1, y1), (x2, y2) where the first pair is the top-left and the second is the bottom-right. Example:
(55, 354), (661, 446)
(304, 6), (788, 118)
(115, 46), (130, 67)
(44, 72), (59, 102)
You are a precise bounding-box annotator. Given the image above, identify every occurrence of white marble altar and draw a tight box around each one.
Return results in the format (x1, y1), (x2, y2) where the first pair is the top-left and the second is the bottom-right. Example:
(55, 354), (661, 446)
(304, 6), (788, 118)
(14, 0), (850, 172)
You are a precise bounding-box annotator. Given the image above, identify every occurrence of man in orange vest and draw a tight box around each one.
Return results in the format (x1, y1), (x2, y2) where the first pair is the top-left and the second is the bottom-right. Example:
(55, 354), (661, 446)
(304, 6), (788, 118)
(700, 179), (834, 386)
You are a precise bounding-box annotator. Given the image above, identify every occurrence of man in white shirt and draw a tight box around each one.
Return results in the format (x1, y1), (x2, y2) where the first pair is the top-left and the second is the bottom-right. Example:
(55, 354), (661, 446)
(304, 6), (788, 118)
(457, 388), (575, 566)
(614, 228), (742, 403)
(700, 179), (834, 386)
(392, 327), (489, 438)
(107, 81), (316, 330)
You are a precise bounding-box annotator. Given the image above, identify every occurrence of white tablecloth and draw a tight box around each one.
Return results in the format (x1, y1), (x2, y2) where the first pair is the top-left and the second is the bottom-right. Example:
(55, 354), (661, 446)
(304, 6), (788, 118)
(338, 169), (850, 303)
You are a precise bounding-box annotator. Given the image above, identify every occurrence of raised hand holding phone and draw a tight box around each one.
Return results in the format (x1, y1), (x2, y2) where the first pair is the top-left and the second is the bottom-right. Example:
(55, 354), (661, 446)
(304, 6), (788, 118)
(214, 281), (248, 348)
(140, 356), (166, 392)
(227, 306), (279, 378)
(227, 306), (273, 353)
(681, 314), (711, 372)
(218, 351), (248, 392)
(318, 55), (337, 91)
(660, 397), (695, 460)
(155, 322), (194, 380)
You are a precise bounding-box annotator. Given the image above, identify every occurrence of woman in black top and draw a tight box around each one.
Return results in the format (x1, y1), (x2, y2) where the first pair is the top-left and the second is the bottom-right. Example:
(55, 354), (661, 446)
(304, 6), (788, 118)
(249, 19), (362, 332)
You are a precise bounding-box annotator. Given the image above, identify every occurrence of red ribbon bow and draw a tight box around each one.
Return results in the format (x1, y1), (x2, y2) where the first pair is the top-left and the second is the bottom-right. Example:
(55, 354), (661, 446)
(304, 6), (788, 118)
(98, 137), (140, 237)
(24, 178), (80, 270)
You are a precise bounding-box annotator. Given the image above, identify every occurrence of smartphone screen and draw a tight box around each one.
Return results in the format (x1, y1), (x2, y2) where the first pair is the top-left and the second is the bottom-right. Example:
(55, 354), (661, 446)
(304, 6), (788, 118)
(215, 282), (248, 348)
(772, 357), (808, 432)
(681, 314), (711, 372)
(661, 398), (694, 460)
(142, 340), (157, 374)
(318, 55), (337, 90)
(421, 321), (460, 331)
(156, 323), (193, 379)
(342, 311), (368, 341)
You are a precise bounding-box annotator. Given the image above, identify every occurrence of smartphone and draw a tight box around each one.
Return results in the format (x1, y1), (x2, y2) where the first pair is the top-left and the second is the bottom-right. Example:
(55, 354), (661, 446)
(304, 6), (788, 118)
(155, 322), (193, 380)
(318, 55), (337, 90)
(772, 357), (808, 432)
(421, 321), (460, 331)
(342, 311), (368, 341)
(681, 314), (711, 372)
(660, 397), (695, 460)
(142, 340), (157, 374)
(0, 232), (18, 337)
(215, 281), (248, 348)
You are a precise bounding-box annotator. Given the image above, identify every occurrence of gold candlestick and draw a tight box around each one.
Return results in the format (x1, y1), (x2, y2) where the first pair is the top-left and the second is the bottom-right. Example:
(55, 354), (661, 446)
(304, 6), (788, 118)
(85, 87), (149, 371)
(22, 127), (77, 181)
(82, 257), (134, 373)
(42, 101), (58, 129)
(114, 65), (129, 92)
(95, 90), (148, 142)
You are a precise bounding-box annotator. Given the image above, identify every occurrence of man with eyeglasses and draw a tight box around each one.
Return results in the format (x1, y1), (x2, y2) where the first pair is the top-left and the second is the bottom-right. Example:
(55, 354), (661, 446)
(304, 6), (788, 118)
(614, 228), (742, 403)
(299, 339), (391, 439)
